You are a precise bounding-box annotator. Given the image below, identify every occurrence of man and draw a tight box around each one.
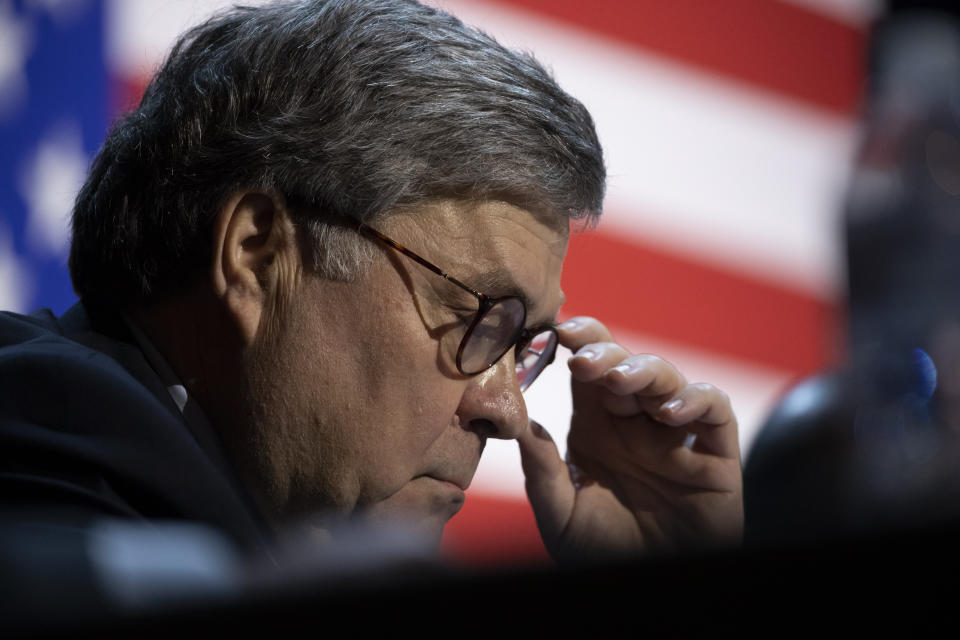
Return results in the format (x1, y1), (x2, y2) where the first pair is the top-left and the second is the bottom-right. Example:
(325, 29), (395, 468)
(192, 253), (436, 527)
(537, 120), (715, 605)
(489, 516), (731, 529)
(0, 0), (742, 562)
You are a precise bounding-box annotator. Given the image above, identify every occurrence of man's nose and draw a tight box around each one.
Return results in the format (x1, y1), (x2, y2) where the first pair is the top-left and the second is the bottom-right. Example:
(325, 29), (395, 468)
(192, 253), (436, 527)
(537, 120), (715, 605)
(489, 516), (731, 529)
(457, 354), (528, 440)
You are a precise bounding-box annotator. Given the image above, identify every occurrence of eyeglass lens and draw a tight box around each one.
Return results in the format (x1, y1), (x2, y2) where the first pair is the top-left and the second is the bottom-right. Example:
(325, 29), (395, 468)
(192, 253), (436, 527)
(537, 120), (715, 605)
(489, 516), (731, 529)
(459, 298), (526, 374)
(457, 297), (557, 389)
(516, 329), (558, 391)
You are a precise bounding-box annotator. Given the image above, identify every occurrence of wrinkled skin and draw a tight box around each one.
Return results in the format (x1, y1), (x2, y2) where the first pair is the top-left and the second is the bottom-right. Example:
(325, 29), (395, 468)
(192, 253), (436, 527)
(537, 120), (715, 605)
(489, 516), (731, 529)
(186, 190), (742, 556)
(518, 317), (744, 559)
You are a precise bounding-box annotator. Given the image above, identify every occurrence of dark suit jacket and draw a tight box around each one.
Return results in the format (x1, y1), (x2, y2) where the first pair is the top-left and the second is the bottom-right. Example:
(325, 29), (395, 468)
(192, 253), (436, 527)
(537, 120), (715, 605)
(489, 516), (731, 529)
(0, 304), (271, 553)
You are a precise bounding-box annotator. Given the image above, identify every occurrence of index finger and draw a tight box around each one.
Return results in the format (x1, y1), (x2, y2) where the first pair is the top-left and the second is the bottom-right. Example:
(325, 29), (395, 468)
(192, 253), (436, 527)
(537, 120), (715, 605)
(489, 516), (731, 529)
(556, 316), (615, 352)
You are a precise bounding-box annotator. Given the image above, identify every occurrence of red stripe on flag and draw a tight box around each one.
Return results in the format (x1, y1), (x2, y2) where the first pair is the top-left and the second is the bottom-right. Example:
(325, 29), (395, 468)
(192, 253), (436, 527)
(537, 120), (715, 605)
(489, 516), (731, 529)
(489, 0), (865, 115)
(561, 228), (839, 375)
(441, 493), (550, 566)
(111, 73), (148, 119)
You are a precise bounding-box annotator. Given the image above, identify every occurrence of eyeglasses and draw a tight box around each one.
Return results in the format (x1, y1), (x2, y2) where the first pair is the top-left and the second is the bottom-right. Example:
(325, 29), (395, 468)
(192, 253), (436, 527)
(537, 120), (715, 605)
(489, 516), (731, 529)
(359, 225), (558, 391)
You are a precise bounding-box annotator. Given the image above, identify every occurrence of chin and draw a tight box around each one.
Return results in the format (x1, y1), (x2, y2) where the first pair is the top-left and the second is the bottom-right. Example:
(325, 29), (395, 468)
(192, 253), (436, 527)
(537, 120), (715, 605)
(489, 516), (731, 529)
(362, 477), (467, 547)
(407, 513), (453, 549)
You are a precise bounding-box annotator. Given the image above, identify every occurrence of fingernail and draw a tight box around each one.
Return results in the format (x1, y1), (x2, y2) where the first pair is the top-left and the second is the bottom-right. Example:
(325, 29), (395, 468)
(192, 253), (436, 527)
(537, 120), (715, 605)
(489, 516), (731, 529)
(575, 348), (600, 360)
(611, 363), (632, 374)
(558, 320), (579, 330)
(661, 398), (683, 413)
(529, 420), (553, 442)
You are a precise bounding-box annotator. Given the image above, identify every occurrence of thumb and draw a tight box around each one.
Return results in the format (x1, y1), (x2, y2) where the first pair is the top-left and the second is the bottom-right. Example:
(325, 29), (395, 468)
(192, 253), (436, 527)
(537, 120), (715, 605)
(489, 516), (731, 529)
(517, 419), (576, 545)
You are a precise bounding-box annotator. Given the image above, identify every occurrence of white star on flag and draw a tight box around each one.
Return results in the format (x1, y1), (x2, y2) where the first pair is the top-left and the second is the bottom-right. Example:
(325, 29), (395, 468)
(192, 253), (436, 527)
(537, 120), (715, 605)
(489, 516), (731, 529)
(0, 0), (34, 120)
(26, 0), (90, 26)
(18, 121), (88, 258)
(0, 222), (32, 312)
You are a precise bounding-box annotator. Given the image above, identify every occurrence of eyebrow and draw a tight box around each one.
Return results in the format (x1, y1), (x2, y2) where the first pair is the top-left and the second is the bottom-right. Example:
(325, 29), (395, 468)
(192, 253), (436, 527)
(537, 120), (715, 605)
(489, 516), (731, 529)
(360, 224), (560, 328)
(464, 267), (560, 328)
(470, 269), (529, 304)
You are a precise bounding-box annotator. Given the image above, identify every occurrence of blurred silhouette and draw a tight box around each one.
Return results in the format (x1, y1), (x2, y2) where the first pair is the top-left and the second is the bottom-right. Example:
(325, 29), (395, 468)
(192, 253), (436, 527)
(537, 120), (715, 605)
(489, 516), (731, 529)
(746, 2), (960, 546)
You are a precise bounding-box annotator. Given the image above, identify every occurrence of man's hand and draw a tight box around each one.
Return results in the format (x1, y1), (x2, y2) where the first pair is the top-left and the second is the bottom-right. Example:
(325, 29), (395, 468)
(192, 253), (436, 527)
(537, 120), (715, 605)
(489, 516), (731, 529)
(518, 316), (744, 560)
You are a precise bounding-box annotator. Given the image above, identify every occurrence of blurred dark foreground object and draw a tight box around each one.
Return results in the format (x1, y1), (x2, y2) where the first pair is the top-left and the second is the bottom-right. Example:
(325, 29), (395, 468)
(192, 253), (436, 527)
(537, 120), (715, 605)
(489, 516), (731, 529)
(2, 516), (960, 637)
(0, 516), (446, 638)
(746, 367), (960, 544)
(747, 6), (960, 546)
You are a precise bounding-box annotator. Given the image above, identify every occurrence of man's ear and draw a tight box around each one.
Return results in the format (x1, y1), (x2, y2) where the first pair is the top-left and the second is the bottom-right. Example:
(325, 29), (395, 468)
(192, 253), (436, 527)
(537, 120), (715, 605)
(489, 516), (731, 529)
(211, 191), (299, 344)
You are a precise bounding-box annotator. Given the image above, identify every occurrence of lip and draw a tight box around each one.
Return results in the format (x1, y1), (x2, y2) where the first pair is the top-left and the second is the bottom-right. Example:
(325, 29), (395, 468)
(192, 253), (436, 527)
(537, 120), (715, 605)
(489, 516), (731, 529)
(422, 474), (469, 492)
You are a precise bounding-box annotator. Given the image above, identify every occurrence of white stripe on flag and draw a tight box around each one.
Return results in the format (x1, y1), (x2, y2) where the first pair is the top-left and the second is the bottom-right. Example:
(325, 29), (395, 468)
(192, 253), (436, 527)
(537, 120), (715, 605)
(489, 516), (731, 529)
(433, 0), (858, 299)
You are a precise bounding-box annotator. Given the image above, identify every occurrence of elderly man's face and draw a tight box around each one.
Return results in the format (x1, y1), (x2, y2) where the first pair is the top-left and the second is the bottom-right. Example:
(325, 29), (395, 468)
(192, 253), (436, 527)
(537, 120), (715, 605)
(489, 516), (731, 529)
(240, 200), (567, 543)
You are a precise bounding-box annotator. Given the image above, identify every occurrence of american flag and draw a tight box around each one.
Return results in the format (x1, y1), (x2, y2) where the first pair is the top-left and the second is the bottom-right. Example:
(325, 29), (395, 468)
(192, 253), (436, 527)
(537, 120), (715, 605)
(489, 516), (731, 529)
(0, 0), (878, 564)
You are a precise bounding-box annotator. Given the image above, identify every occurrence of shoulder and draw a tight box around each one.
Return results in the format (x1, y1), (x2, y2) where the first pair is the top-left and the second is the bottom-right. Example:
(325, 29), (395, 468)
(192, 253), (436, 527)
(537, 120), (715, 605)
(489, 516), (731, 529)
(0, 307), (63, 341)
(0, 306), (268, 550)
(0, 306), (191, 490)
(0, 307), (165, 429)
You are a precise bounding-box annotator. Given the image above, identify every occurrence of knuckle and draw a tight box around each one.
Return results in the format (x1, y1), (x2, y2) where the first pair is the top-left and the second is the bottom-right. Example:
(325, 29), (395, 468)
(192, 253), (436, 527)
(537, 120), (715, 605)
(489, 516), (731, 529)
(687, 382), (731, 405)
(592, 341), (619, 350)
(626, 353), (661, 367)
(687, 382), (716, 394)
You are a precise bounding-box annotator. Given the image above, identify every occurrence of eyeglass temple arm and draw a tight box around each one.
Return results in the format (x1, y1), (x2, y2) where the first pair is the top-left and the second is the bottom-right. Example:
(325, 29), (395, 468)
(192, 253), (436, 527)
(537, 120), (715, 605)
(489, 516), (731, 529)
(359, 225), (486, 302)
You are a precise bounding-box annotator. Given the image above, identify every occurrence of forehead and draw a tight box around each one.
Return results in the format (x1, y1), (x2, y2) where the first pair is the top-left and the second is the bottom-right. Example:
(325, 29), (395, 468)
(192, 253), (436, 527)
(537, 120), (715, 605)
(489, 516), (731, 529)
(383, 200), (568, 316)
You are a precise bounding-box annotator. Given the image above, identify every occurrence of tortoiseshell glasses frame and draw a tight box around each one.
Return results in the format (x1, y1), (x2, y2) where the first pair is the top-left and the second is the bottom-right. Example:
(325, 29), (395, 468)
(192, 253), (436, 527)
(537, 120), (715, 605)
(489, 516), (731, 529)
(359, 225), (558, 391)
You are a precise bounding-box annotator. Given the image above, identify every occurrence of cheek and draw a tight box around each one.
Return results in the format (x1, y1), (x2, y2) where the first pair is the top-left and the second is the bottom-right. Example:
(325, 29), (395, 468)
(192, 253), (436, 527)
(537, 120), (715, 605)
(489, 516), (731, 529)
(348, 353), (468, 509)
(358, 391), (460, 482)
(298, 272), (467, 501)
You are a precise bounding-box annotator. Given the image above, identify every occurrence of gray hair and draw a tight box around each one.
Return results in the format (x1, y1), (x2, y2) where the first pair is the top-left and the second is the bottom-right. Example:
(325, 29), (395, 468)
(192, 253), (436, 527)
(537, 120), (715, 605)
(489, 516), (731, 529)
(69, 0), (606, 309)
